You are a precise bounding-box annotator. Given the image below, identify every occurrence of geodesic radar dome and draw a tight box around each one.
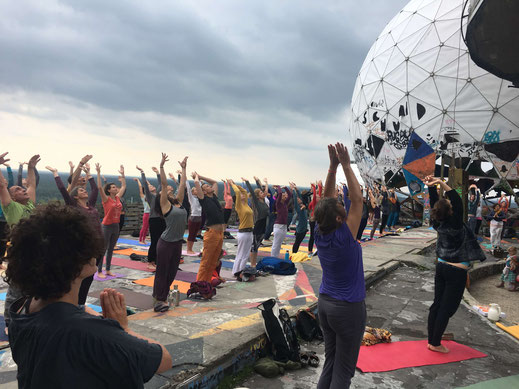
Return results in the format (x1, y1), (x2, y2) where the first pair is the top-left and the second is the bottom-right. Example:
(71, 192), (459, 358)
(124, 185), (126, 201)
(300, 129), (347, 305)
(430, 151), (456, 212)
(349, 0), (519, 195)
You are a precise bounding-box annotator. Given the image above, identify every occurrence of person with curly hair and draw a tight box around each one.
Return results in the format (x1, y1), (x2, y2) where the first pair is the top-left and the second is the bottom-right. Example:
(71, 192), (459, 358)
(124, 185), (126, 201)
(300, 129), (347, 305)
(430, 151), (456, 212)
(97, 163), (126, 278)
(46, 157), (103, 306)
(5, 203), (172, 387)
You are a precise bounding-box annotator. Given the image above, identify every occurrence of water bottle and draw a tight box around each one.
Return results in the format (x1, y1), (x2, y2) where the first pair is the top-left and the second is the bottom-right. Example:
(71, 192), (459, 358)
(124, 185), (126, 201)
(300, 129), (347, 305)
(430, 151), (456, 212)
(284, 250), (290, 261)
(173, 285), (180, 307)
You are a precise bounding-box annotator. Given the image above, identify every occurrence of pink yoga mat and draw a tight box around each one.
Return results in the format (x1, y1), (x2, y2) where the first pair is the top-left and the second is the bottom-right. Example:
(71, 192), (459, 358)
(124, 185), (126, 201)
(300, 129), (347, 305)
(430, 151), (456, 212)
(94, 272), (123, 281)
(111, 257), (155, 272)
(356, 340), (487, 372)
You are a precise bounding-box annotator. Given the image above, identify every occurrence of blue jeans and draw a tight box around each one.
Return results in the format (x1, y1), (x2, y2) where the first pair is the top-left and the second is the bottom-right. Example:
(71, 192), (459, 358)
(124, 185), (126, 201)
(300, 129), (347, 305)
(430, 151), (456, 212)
(387, 211), (398, 228)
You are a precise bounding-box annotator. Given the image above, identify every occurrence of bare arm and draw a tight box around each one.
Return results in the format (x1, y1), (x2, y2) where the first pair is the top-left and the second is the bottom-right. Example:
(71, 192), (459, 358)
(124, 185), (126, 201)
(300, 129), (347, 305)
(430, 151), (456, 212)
(336, 143), (362, 237)
(96, 163), (108, 203)
(197, 174), (218, 196)
(70, 155), (93, 191)
(133, 178), (145, 199)
(116, 165), (126, 198)
(26, 154), (40, 203)
(159, 154), (171, 216)
(176, 157), (188, 205)
(323, 145), (339, 198)
(0, 153), (11, 208)
(194, 173), (204, 200)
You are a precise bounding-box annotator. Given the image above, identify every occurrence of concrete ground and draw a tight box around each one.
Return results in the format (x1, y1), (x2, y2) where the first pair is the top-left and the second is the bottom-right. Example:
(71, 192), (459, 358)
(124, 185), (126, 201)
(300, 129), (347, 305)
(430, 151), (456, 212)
(240, 266), (519, 389)
(0, 224), (438, 388)
(470, 271), (519, 325)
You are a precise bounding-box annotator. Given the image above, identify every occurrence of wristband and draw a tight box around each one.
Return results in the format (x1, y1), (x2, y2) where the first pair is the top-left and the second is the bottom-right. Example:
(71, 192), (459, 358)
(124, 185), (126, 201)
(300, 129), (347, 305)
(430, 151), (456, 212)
(328, 169), (336, 173)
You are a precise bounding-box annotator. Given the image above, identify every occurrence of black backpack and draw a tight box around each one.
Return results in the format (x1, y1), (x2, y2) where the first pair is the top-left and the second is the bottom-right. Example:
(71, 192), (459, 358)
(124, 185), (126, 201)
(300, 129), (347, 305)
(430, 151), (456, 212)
(258, 299), (300, 363)
(296, 308), (323, 341)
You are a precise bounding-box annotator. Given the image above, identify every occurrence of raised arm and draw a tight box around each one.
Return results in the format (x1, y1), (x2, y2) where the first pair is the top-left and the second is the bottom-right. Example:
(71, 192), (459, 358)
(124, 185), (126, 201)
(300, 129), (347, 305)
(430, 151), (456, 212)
(116, 165), (126, 198)
(176, 157), (188, 205)
(194, 173), (204, 200)
(47, 166), (73, 205)
(70, 155), (93, 191)
(17, 163), (23, 187)
(168, 172), (178, 190)
(96, 163), (108, 203)
(230, 181), (243, 210)
(0, 153), (12, 208)
(423, 176), (451, 209)
(336, 143), (362, 237)
(197, 174), (218, 196)
(151, 167), (162, 194)
(137, 166), (154, 207)
(323, 144), (340, 198)
(26, 154), (40, 203)
(159, 154), (172, 215)
(342, 184), (351, 213)
(5, 165), (14, 188)
(245, 180), (259, 212)
(133, 177), (145, 199)
(86, 165), (99, 206)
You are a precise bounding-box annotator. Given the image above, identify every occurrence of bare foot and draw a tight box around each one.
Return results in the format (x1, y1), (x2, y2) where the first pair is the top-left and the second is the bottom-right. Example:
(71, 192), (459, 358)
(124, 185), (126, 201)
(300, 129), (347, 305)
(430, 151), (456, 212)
(186, 250), (196, 255)
(147, 263), (156, 270)
(97, 272), (106, 279)
(428, 344), (449, 353)
(105, 271), (114, 277)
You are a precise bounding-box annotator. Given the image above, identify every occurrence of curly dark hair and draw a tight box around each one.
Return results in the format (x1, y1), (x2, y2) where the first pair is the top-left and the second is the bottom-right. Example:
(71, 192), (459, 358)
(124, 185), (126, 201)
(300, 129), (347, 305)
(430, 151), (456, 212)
(430, 198), (453, 222)
(103, 182), (116, 196)
(4, 202), (104, 300)
(314, 197), (346, 235)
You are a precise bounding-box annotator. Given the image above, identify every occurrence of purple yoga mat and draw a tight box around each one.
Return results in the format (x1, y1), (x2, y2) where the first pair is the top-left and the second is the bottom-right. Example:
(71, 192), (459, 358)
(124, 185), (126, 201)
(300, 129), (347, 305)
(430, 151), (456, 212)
(175, 271), (198, 283)
(94, 272), (123, 281)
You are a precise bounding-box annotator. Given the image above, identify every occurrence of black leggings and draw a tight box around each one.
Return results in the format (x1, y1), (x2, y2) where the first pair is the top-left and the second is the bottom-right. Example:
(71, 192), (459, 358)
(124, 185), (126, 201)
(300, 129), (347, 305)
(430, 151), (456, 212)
(356, 218), (368, 241)
(78, 256), (103, 305)
(427, 262), (467, 346)
(0, 221), (8, 262)
(475, 219), (482, 235)
(292, 230), (308, 253)
(148, 217), (166, 263)
(308, 221), (316, 252)
(379, 213), (389, 234)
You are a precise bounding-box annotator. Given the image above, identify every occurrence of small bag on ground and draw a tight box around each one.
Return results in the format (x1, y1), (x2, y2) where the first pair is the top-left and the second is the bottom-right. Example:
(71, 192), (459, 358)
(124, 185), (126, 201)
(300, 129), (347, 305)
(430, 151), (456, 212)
(296, 308), (323, 341)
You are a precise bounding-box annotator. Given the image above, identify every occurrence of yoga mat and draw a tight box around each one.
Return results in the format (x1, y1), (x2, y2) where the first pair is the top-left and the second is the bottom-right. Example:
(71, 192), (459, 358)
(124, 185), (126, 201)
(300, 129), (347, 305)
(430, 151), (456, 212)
(496, 322), (519, 340)
(117, 238), (150, 247)
(86, 304), (103, 313)
(0, 292), (6, 301)
(258, 244), (309, 253)
(114, 248), (149, 256)
(457, 374), (519, 389)
(111, 256), (155, 272)
(176, 271), (198, 283)
(182, 251), (201, 257)
(356, 340), (487, 372)
(133, 277), (191, 294)
(192, 259), (234, 269)
(94, 272), (124, 281)
(0, 316), (8, 341)
(89, 288), (154, 310)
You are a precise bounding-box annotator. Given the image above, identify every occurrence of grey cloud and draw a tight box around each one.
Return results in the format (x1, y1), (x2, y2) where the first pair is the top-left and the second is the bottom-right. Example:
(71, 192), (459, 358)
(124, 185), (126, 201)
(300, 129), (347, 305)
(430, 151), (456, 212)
(0, 0), (409, 133)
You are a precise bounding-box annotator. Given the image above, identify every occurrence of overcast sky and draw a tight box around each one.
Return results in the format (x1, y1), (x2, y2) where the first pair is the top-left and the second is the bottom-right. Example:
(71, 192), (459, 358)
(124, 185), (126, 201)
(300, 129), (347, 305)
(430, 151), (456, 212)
(1, 0), (409, 183)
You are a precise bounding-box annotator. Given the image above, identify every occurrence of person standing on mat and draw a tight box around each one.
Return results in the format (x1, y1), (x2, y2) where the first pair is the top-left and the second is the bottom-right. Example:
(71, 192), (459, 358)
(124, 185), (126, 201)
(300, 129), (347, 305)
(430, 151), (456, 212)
(137, 166), (164, 270)
(307, 180), (322, 256)
(230, 179), (254, 279)
(222, 179), (234, 239)
(290, 182), (308, 254)
(97, 163), (126, 279)
(424, 175), (484, 353)
(134, 177), (150, 245)
(245, 177), (269, 267)
(46, 158), (103, 306)
(152, 153), (188, 312)
(185, 175), (203, 255)
(271, 185), (292, 258)
(356, 186), (369, 241)
(193, 171), (225, 299)
(315, 143), (365, 389)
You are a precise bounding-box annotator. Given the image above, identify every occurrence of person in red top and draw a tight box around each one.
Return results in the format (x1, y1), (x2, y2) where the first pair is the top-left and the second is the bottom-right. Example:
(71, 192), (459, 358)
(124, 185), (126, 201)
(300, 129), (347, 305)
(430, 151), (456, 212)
(97, 163), (126, 278)
(307, 180), (322, 255)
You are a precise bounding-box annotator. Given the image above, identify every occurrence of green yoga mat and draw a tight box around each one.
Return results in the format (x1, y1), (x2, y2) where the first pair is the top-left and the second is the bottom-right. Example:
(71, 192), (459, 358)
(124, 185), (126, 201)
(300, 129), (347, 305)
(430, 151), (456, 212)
(457, 375), (519, 388)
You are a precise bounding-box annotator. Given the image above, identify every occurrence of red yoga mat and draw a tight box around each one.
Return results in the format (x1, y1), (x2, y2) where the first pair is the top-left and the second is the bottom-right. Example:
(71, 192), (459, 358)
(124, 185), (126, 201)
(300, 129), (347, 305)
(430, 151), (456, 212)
(111, 257), (155, 272)
(356, 340), (487, 372)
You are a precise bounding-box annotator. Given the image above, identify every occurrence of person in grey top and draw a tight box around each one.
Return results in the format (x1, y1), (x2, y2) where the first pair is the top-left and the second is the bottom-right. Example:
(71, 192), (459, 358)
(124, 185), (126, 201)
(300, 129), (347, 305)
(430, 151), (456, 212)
(137, 166), (164, 269)
(152, 153), (188, 312)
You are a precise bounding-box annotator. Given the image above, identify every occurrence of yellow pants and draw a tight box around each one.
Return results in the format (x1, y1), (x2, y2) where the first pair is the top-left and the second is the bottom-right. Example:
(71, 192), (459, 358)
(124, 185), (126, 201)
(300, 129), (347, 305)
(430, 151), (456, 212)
(197, 229), (224, 282)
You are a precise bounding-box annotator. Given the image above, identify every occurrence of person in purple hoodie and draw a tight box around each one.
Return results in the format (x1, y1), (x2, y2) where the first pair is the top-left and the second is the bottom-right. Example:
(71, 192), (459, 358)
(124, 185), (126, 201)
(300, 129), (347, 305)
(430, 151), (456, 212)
(314, 143), (364, 389)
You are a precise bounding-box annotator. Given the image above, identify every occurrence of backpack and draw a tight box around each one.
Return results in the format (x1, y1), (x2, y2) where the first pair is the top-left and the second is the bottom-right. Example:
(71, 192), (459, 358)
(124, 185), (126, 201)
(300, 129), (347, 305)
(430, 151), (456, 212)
(256, 257), (297, 275)
(257, 299), (300, 363)
(296, 308), (323, 341)
(131, 229), (140, 238)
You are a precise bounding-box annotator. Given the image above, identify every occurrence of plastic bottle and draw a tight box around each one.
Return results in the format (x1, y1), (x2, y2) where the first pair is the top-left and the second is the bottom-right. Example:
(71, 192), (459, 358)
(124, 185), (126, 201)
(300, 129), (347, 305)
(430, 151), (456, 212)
(284, 250), (290, 261)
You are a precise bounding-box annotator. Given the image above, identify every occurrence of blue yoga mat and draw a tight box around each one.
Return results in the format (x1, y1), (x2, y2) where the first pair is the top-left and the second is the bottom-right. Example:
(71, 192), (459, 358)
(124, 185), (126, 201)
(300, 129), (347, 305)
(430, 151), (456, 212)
(192, 259), (234, 269)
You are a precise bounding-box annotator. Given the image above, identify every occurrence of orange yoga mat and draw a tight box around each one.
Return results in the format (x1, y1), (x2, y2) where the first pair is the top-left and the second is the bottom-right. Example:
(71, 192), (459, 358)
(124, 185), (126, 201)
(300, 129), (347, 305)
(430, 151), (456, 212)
(133, 276), (191, 294)
(356, 340), (486, 372)
(114, 248), (149, 256)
